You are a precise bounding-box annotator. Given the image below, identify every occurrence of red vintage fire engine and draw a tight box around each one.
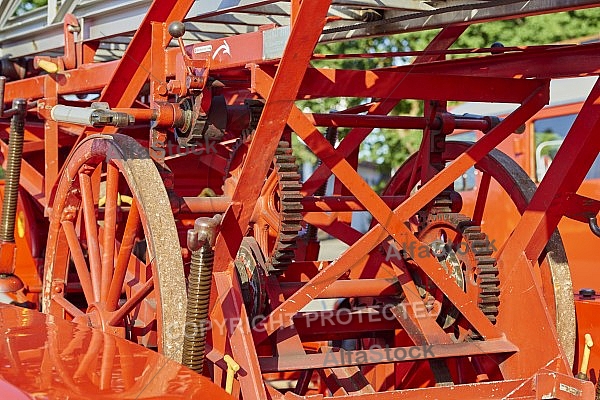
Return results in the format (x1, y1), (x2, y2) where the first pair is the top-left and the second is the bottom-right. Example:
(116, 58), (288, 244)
(0, 1), (600, 398)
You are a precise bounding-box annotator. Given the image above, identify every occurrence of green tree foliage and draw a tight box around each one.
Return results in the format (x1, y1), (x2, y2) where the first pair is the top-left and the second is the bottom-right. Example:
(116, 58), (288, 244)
(296, 8), (600, 185)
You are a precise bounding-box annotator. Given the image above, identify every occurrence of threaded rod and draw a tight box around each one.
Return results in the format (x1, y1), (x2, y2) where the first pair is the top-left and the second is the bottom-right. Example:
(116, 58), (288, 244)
(181, 243), (214, 373)
(0, 99), (26, 243)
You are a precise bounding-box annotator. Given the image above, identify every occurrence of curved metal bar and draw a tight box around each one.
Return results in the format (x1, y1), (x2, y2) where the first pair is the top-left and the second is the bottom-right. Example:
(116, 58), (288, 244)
(589, 216), (600, 238)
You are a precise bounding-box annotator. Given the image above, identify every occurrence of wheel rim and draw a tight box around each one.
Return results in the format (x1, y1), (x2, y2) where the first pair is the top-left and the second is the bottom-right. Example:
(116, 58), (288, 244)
(43, 134), (186, 362)
(384, 140), (575, 367)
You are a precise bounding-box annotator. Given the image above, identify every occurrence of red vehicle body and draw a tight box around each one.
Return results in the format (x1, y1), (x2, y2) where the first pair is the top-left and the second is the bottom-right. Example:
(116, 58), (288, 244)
(0, 303), (232, 399)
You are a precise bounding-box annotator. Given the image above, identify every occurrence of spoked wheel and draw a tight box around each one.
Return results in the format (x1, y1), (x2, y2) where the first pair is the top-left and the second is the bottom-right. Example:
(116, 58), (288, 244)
(384, 140), (575, 366)
(43, 134), (186, 361)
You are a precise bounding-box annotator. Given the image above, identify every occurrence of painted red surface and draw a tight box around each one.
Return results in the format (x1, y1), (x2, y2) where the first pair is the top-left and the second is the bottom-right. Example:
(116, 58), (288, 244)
(0, 303), (231, 399)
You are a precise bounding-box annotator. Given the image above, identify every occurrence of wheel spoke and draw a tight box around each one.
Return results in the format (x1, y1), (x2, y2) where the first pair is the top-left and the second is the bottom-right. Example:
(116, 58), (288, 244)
(74, 329), (104, 379)
(108, 277), (154, 326)
(472, 172), (491, 226)
(101, 163), (119, 302)
(107, 199), (141, 312)
(80, 172), (102, 302)
(100, 334), (116, 390)
(61, 220), (96, 305)
(52, 293), (85, 318)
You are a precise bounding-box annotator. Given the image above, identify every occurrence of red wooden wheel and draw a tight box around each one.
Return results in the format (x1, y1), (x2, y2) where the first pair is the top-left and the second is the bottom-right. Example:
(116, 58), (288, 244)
(42, 134), (186, 361)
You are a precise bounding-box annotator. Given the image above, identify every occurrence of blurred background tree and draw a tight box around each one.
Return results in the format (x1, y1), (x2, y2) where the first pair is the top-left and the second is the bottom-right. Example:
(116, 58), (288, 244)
(18, 0), (47, 14)
(299, 8), (600, 186)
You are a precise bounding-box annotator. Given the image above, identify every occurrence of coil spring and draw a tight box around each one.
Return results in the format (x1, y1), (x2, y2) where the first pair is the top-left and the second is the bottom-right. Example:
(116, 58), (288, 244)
(0, 99), (26, 243)
(181, 243), (214, 373)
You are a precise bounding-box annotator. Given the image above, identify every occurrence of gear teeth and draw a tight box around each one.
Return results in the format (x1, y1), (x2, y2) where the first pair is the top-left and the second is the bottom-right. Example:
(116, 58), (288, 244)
(269, 141), (303, 275)
(479, 295), (499, 304)
(421, 210), (500, 328)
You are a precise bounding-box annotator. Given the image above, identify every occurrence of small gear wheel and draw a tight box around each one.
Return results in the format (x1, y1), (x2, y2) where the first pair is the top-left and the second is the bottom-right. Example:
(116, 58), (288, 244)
(410, 212), (499, 334)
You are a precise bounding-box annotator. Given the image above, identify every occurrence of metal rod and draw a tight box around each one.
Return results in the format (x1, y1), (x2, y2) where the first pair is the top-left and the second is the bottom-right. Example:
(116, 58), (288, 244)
(306, 113), (492, 131)
(302, 195), (407, 212)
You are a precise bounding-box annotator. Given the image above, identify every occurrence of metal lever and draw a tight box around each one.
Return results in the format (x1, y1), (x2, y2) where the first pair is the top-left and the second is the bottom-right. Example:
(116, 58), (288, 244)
(223, 355), (240, 394)
(590, 216), (600, 238)
(576, 333), (594, 380)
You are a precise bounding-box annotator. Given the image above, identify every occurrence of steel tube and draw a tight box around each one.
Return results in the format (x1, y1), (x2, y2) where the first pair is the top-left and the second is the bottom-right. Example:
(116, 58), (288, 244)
(306, 112), (492, 131)
(302, 195), (407, 212)
(280, 278), (400, 298)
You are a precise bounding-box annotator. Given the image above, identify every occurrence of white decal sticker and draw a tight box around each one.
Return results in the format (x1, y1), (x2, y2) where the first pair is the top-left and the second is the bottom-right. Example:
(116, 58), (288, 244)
(213, 40), (231, 59)
(194, 44), (213, 54)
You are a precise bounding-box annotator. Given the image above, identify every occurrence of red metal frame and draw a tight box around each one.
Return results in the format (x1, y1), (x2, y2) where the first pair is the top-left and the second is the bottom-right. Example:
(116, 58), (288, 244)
(1, 1), (600, 398)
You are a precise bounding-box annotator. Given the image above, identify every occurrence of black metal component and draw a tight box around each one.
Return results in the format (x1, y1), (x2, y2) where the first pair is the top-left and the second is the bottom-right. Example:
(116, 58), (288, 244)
(579, 288), (596, 299)
(168, 21), (186, 38)
(0, 99), (26, 244)
(182, 215), (221, 373)
(590, 216), (600, 238)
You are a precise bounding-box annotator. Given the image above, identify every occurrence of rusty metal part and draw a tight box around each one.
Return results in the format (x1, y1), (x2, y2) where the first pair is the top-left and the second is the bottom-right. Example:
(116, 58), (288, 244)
(224, 140), (303, 275)
(267, 141), (304, 273)
(0, 99), (26, 292)
(43, 134), (186, 362)
(386, 140), (576, 366)
(183, 215), (221, 373)
(175, 96), (261, 147)
(416, 212), (499, 331)
(233, 237), (267, 321)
